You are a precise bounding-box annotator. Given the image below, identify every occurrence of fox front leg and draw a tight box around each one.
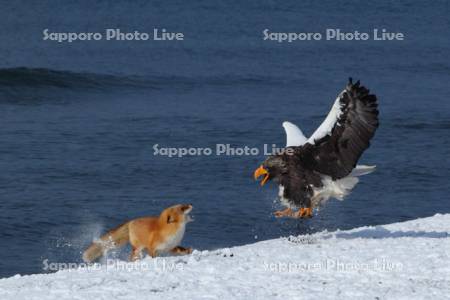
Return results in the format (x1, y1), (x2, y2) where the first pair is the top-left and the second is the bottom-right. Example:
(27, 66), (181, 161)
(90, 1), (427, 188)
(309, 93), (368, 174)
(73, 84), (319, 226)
(129, 247), (143, 261)
(170, 246), (192, 255)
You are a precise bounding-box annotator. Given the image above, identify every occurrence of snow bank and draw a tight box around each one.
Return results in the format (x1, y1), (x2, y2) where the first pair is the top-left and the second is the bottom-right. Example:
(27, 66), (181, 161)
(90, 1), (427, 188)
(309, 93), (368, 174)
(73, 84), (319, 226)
(1, 214), (450, 299)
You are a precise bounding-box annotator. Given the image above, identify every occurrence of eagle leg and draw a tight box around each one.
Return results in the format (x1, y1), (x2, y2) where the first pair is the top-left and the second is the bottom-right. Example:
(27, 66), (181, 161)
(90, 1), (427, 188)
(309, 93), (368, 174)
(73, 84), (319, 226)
(294, 207), (313, 218)
(274, 208), (293, 218)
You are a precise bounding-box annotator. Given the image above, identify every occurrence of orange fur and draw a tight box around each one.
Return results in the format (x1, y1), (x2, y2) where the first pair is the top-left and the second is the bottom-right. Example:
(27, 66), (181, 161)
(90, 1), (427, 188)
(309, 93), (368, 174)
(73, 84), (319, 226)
(82, 204), (193, 263)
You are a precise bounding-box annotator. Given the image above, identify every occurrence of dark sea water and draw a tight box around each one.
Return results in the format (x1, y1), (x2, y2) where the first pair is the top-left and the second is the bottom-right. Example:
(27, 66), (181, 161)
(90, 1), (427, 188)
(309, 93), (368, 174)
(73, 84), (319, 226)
(1, 0), (450, 278)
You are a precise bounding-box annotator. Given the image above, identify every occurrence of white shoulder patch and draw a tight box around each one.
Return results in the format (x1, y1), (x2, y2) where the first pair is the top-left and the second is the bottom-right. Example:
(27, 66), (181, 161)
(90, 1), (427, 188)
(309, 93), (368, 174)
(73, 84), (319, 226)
(307, 92), (344, 144)
(282, 121), (308, 147)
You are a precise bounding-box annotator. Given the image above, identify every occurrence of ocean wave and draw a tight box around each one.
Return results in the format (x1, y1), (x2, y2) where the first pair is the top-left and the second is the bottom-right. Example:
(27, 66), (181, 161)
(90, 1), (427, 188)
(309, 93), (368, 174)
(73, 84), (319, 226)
(0, 67), (159, 90)
(0, 67), (285, 91)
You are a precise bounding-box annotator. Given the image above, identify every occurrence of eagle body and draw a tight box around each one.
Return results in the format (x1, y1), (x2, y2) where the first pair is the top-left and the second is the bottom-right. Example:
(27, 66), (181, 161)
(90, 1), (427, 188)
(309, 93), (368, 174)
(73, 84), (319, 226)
(254, 79), (379, 218)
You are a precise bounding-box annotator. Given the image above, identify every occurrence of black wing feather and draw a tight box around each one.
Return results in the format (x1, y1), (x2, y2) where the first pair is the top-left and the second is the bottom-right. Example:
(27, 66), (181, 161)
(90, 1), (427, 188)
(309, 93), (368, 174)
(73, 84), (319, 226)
(302, 79), (379, 179)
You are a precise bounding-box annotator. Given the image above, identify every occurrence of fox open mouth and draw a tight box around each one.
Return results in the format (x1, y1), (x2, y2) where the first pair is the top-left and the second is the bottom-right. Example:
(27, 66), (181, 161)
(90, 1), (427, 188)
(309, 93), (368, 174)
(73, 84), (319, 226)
(186, 214), (194, 222)
(183, 205), (194, 222)
(254, 165), (269, 186)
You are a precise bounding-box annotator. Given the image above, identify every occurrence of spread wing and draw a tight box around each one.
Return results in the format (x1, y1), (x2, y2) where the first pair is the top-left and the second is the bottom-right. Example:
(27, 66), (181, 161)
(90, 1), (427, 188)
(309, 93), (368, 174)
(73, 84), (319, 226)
(306, 94), (343, 144)
(300, 78), (379, 179)
(282, 121), (308, 147)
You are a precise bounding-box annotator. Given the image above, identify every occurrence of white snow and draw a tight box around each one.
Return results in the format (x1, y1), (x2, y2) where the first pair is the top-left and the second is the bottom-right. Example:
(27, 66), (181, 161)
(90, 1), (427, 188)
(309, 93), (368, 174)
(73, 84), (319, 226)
(1, 214), (450, 300)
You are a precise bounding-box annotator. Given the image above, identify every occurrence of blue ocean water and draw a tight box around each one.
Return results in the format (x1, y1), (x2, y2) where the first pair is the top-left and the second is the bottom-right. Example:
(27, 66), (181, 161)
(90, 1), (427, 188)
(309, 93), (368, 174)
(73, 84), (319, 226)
(1, 0), (449, 278)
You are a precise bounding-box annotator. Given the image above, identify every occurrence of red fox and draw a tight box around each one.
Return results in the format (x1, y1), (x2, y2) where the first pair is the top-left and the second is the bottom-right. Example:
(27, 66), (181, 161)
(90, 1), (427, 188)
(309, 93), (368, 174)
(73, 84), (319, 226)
(82, 204), (193, 262)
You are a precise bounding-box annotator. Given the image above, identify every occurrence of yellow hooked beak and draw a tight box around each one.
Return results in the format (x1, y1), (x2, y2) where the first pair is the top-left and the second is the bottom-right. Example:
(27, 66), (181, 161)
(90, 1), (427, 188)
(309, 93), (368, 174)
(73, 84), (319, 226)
(254, 165), (269, 186)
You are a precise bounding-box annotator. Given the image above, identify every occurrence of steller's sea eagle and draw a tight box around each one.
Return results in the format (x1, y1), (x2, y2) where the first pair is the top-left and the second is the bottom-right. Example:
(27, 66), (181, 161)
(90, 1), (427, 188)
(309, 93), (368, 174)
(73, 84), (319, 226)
(254, 78), (379, 218)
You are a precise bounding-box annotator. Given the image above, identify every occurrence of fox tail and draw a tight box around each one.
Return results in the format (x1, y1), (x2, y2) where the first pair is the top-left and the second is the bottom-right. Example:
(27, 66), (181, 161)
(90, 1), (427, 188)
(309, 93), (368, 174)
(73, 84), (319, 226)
(82, 222), (130, 263)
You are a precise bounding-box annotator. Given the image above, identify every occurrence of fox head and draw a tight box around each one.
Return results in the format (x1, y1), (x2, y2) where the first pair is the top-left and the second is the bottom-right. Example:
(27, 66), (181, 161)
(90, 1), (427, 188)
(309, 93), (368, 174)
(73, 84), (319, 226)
(160, 204), (193, 225)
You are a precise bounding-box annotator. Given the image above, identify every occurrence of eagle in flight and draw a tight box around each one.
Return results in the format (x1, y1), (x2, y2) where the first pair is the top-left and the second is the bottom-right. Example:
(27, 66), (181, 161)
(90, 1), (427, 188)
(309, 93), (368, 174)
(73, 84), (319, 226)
(254, 78), (379, 218)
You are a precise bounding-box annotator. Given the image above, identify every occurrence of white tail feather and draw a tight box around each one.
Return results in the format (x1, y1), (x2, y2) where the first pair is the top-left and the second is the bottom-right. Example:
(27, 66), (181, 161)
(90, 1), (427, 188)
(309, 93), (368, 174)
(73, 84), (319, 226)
(313, 166), (374, 207)
(335, 176), (359, 199)
(313, 175), (359, 206)
(350, 165), (376, 177)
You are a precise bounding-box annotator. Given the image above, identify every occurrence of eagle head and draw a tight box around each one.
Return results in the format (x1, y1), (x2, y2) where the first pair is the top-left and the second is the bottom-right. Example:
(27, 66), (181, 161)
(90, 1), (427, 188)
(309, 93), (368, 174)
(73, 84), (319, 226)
(254, 156), (287, 186)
